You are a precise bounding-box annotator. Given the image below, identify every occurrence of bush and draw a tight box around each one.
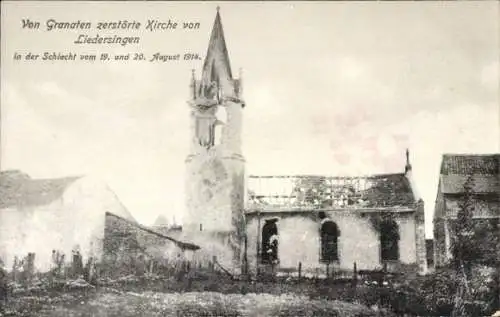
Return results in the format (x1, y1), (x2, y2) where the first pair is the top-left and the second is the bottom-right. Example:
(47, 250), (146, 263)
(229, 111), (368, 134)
(377, 265), (499, 316)
(345, 268), (460, 316)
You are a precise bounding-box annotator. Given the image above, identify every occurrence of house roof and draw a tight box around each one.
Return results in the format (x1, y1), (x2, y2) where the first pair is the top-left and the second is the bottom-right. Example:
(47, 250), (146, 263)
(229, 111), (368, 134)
(247, 173), (416, 211)
(440, 154), (499, 175)
(0, 170), (136, 221)
(0, 170), (80, 209)
(439, 154), (499, 194)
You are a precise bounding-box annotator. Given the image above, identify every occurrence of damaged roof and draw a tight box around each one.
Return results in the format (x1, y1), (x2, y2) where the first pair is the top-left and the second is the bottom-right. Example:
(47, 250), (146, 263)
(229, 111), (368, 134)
(359, 174), (415, 207)
(247, 173), (416, 210)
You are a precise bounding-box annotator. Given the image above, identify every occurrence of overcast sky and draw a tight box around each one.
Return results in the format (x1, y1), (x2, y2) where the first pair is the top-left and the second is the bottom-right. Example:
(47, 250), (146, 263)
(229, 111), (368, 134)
(1, 1), (499, 238)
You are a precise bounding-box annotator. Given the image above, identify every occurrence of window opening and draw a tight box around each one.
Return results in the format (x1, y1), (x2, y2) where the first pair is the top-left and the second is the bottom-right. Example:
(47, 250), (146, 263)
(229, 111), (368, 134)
(380, 220), (400, 261)
(261, 218), (278, 264)
(319, 211), (339, 263)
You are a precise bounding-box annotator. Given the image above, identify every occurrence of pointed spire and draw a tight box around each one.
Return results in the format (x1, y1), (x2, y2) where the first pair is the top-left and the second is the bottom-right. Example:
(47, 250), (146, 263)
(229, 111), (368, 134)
(200, 7), (234, 97)
(405, 148), (412, 173)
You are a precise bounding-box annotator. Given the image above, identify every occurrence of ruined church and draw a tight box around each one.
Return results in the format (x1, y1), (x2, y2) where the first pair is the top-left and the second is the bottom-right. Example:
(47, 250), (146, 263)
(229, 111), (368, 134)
(183, 9), (427, 276)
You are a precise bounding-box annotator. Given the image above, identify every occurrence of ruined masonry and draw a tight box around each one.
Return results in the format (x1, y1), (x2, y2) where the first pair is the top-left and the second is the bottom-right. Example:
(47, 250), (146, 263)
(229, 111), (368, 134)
(183, 9), (246, 274)
(184, 9), (427, 276)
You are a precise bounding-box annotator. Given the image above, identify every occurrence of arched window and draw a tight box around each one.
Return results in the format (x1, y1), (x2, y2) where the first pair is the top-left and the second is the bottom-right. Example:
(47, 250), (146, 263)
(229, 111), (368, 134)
(320, 220), (340, 263)
(319, 211), (339, 263)
(261, 219), (278, 264)
(380, 220), (400, 261)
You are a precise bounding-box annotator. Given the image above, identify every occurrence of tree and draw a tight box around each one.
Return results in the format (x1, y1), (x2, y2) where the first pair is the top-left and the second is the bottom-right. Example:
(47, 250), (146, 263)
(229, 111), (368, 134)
(450, 175), (478, 275)
(449, 175), (475, 316)
(448, 174), (500, 316)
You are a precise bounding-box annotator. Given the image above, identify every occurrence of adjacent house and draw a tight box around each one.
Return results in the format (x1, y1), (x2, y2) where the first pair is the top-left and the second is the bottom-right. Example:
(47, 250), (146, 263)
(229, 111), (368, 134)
(433, 154), (499, 267)
(0, 170), (136, 271)
(0, 170), (196, 273)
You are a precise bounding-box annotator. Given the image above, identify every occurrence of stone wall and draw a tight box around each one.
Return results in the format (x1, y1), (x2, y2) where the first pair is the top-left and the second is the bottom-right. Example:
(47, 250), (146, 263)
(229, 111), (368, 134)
(102, 213), (188, 276)
(184, 149), (246, 274)
(185, 152), (245, 232)
(245, 209), (420, 275)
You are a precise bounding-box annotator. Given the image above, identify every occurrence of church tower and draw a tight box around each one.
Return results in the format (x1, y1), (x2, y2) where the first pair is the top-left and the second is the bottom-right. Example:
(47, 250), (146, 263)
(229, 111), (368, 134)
(184, 8), (246, 273)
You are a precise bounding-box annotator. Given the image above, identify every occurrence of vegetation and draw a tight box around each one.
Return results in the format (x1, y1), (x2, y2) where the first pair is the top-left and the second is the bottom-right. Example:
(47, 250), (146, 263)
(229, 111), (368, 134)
(1, 174), (497, 316)
(448, 175), (499, 316)
(0, 271), (395, 317)
(2, 255), (497, 317)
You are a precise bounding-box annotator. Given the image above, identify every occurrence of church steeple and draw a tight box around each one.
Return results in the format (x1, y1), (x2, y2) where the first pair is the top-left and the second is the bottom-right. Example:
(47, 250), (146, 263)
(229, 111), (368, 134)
(184, 8), (245, 275)
(199, 8), (236, 99)
(188, 7), (244, 153)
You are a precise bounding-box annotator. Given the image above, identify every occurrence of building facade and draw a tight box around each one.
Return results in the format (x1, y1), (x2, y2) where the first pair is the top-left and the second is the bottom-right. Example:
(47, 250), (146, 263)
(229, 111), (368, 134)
(246, 164), (427, 275)
(433, 154), (499, 268)
(184, 10), (427, 276)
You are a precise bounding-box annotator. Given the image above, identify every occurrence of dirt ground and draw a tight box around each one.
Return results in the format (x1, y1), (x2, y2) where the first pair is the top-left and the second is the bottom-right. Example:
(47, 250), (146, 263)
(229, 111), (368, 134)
(1, 288), (389, 317)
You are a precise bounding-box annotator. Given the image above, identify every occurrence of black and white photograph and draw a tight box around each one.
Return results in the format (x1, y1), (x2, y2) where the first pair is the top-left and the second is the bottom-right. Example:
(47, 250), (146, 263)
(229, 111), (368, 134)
(0, 1), (499, 316)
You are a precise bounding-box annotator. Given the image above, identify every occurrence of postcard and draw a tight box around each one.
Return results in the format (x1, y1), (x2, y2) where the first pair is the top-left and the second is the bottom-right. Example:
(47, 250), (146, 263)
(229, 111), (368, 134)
(1, 1), (498, 316)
